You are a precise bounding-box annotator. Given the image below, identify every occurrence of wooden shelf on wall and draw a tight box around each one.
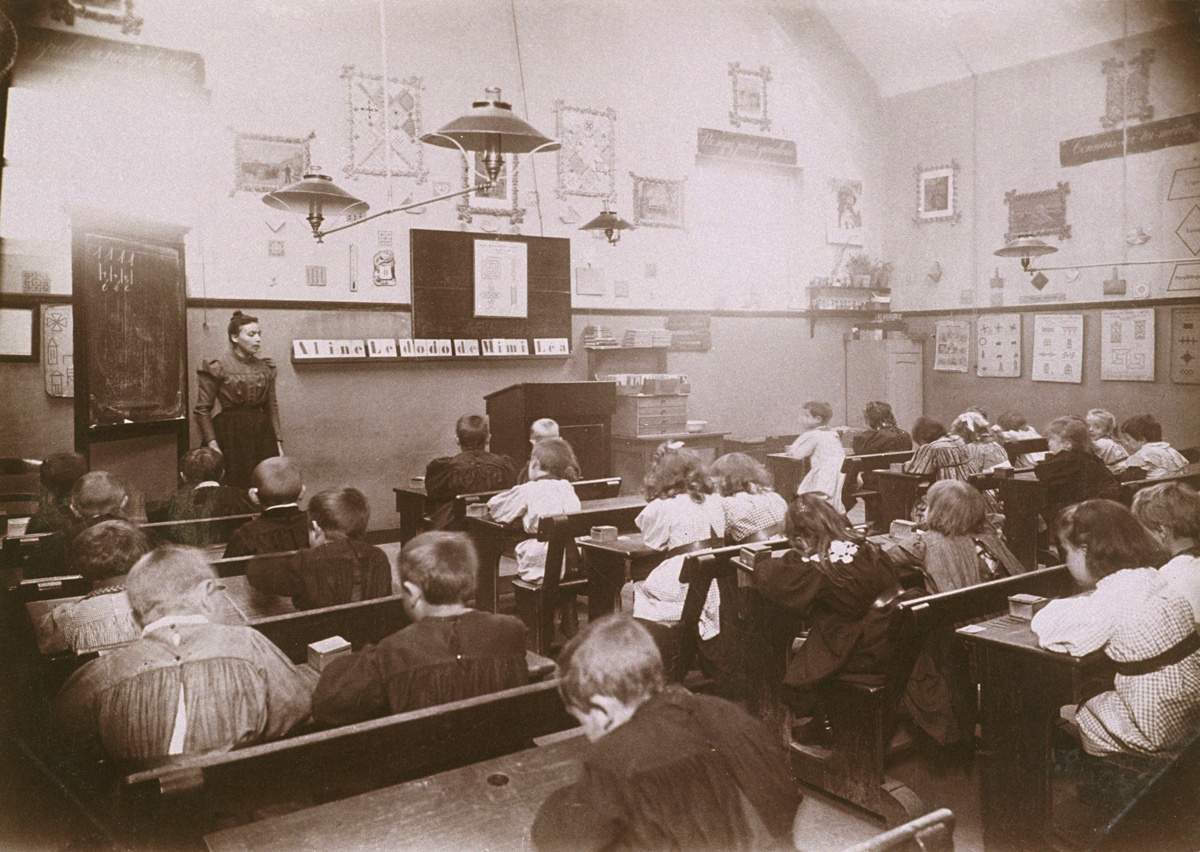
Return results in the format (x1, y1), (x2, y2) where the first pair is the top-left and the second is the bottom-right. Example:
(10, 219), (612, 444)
(585, 345), (670, 380)
(291, 354), (572, 366)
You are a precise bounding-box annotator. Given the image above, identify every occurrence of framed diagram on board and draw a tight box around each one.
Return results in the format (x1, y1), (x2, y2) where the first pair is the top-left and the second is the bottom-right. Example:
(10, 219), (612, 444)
(1101, 308), (1155, 381)
(1032, 313), (1083, 383)
(934, 320), (970, 372)
(976, 314), (1021, 378)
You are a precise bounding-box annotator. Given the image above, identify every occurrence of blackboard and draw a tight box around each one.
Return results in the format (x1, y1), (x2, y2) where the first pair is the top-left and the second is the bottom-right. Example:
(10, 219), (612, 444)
(73, 223), (188, 431)
(410, 229), (571, 344)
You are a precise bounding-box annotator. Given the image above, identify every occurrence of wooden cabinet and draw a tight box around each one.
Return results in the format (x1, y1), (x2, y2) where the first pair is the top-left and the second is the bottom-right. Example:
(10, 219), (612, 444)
(611, 394), (689, 437)
(485, 382), (616, 479)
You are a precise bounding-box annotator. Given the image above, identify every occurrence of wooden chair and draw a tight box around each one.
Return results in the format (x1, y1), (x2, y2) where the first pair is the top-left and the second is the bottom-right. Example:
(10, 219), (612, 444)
(839, 808), (956, 852)
(512, 501), (644, 655)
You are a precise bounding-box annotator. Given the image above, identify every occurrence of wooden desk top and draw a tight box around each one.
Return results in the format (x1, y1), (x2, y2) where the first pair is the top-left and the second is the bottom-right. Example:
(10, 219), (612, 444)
(577, 530), (654, 558)
(611, 431), (728, 444)
(217, 574), (296, 622)
(204, 733), (589, 852)
(393, 483), (428, 498)
(957, 611), (1106, 667)
(470, 494), (647, 529)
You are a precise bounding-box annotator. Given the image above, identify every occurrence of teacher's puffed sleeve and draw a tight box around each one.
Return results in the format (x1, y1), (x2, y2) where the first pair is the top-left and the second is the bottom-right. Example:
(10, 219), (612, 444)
(262, 357), (283, 442)
(194, 358), (226, 444)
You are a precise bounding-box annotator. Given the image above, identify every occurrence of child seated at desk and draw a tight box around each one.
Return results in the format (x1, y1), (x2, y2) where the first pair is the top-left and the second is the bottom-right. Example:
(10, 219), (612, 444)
(882, 480), (1025, 593)
(1031, 500), (1200, 757)
(56, 545), (313, 761)
(630, 447), (725, 645)
(26, 452), (88, 535)
(424, 414), (517, 530)
(531, 615), (800, 852)
(786, 400), (845, 500)
(1133, 482), (1200, 624)
(1117, 414), (1188, 481)
(30, 471), (131, 579)
(247, 487), (391, 610)
(158, 447), (253, 528)
(952, 411), (1010, 473)
(223, 457), (309, 558)
(487, 438), (582, 583)
(904, 417), (972, 482)
(1086, 408), (1129, 472)
(754, 493), (900, 744)
(1035, 416), (1119, 526)
(711, 452), (787, 543)
(39, 519), (149, 655)
(311, 532), (527, 726)
(518, 418), (576, 483)
(852, 401), (912, 456)
(997, 411), (1045, 468)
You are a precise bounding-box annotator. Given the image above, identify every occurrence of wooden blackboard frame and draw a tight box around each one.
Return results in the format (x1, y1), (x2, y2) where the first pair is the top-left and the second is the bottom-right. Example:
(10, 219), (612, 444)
(71, 211), (190, 461)
(409, 229), (572, 348)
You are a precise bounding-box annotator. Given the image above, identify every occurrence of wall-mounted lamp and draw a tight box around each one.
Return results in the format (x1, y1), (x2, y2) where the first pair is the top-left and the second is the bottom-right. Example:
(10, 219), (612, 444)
(264, 88), (559, 241)
(580, 204), (635, 245)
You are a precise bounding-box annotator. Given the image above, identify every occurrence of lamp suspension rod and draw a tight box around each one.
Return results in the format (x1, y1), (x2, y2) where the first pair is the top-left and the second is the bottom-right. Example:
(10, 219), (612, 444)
(1028, 257), (1197, 273)
(317, 182), (493, 238)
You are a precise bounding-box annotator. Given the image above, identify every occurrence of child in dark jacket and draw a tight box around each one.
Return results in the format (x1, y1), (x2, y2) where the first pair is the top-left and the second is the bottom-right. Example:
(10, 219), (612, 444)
(247, 487), (391, 610)
(223, 457), (310, 558)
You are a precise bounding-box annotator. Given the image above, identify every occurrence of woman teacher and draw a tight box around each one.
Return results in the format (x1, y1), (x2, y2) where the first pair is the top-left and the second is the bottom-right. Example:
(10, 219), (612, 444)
(194, 311), (284, 490)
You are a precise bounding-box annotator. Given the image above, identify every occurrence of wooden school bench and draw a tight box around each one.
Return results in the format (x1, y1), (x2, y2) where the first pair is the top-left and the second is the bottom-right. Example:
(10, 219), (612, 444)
(511, 496), (647, 654)
(1117, 461), (1200, 503)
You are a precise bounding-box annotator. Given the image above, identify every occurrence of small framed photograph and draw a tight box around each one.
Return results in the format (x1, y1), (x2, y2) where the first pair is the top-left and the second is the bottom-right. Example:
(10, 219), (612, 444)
(728, 63), (771, 132)
(233, 131), (314, 195)
(458, 153), (525, 225)
(49, 0), (143, 34)
(0, 306), (39, 362)
(631, 173), (686, 230)
(915, 161), (960, 225)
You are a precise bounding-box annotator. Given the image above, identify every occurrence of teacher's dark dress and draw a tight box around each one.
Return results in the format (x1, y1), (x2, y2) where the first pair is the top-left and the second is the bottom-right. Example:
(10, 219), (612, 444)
(194, 351), (281, 490)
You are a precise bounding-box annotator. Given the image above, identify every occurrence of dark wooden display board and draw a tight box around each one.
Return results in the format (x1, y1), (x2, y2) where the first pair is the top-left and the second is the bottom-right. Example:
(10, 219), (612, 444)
(72, 212), (189, 460)
(409, 229), (571, 346)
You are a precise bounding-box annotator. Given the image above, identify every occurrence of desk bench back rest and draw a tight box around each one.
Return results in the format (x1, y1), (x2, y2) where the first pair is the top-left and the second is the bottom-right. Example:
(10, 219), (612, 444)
(459, 477), (623, 512)
(1118, 462), (1200, 504)
(536, 502), (645, 592)
(1003, 437), (1049, 466)
(250, 594), (410, 664)
(209, 549), (302, 578)
(898, 565), (1074, 633)
(119, 679), (576, 822)
(140, 513), (258, 546)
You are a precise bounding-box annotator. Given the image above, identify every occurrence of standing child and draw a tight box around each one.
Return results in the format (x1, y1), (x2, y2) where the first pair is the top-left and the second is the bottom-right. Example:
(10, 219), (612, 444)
(1085, 408), (1129, 472)
(531, 615), (800, 852)
(1032, 500), (1200, 757)
(1133, 482), (1200, 624)
(487, 438), (582, 583)
(786, 400), (846, 500)
(631, 448), (725, 644)
(311, 532), (528, 726)
(1118, 414), (1188, 480)
(247, 487), (392, 610)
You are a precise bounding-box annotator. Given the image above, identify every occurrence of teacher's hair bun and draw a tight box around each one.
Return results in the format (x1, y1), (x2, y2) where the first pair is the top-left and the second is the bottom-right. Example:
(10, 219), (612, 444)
(231, 310), (246, 319)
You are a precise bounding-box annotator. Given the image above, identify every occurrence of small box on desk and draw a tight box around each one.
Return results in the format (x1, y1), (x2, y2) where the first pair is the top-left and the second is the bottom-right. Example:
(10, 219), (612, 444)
(889, 519), (917, 537)
(590, 525), (618, 542)
(738, 542), (778, 570)
(308, 636), (352, 671)
(1008, 594), (1049, 620)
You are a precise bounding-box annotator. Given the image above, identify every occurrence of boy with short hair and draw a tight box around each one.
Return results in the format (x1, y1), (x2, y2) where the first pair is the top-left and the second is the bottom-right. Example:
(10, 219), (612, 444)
(27, 452), (88, 535)
(162, 447), (253, 523)
(30, 471), (131, 579)
(532, 615), (800, 852)
(247, 487), (391, 610)
(223, 457), (309, 558)
(424, 414), (516, 529)
(56, 545), (312, 761)
(311, 531), (528, 726)
(1118, 414), (1188, 481)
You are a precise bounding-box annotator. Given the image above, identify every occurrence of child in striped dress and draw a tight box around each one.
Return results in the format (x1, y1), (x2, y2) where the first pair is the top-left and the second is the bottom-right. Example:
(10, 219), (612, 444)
(1032, 500), (1200, 757)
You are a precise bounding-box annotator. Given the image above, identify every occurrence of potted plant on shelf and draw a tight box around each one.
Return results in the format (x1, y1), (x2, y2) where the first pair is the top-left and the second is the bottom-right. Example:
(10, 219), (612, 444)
(869, 259), (893, 291)
(845, 254), (873, 288)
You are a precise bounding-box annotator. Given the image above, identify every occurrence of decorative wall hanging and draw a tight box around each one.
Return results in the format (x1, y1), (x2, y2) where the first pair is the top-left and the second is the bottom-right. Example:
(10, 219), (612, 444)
(1061, 113), (1200, 168)
(41, 304), (73, 397)
(47, 0), (142, 35)
(341, 66), (427, 182)
(1177, 205), (1200, 256)
(554, 102), (616, 200)
(232, 131), (314, 196)
(1101, 308), (1155, 381)
(22, 271), (51, 294)
(630, 173), (685, 229)
(1004, 182), (1070, 242)
(1101, 48), (1154, 129)
(914, 161), (960, 225)
(727, 63), (771, 132)
(826, 178), (863, 246)
(458, 153), (524, 225)
(976, 314), (1021, 378)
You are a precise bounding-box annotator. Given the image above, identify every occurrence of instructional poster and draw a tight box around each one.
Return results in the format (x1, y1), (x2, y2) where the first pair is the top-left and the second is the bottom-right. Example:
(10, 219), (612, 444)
(1171, 306), (1200, 384)
(1032, 313), (1083, 383)
(976, 313), (1021, 378)
(1101, 308), (1155, 382)
(473, 240), (528, 319)
(934, 320), (970, 372)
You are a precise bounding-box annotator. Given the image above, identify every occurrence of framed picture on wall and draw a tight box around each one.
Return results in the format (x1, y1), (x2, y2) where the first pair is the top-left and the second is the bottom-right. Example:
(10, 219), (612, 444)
(232, 131), (314, 195)
(915, 161), (960, 225)
(458, 153), (525, 225)
(631, 173), (685, 229)
(826, 178), (863, 246)
(0, 306), (38, 362)
(728, 62), (771, 131)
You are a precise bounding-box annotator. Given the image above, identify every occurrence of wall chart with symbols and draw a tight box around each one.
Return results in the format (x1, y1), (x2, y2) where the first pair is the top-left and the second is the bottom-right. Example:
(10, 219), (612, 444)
(1101, 308), (1155, 382)
(1032, 313), (1083, 384)
(975, 313), (1021, 378)
(1171, 306), (1200, 384)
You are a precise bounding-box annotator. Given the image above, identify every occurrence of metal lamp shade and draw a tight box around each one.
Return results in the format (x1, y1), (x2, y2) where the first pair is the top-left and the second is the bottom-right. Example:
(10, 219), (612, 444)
(580, 209), (634, 234)
(262, 174), (370, 219)
(420, 92), (559, 155)
(993, 237), (1058, 259)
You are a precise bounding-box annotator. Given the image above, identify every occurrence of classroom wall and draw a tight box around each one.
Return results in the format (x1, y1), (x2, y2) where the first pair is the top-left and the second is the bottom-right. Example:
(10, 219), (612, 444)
(906, 304), (1200, 448)
(882, 20), (1200, 311)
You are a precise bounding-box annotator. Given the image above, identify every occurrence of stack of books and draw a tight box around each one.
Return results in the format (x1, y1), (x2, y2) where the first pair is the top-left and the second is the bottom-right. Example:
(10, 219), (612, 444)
(582, 325), (619, 347)
(622, 328), (671, 348)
